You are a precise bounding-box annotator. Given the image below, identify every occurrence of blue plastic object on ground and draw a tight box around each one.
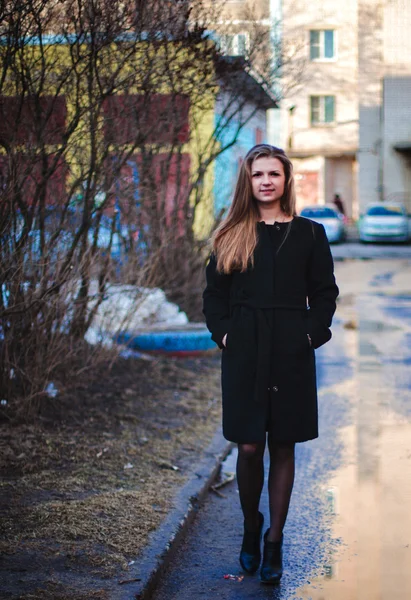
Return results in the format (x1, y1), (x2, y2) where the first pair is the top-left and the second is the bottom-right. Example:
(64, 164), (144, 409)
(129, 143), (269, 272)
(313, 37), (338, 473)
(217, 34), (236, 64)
(115, 328), (217, 356)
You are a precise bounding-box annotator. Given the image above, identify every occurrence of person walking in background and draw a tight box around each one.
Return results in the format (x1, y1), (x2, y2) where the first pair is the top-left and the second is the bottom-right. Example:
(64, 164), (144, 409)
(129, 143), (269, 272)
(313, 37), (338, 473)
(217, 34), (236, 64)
(203, 145), (339, 585)
(332, 193), (345, 216)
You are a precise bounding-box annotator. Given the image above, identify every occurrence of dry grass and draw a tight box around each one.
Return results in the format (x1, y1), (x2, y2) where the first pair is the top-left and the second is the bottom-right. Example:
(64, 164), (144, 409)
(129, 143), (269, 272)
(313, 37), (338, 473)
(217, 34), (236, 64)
(0, 352), (222, 598)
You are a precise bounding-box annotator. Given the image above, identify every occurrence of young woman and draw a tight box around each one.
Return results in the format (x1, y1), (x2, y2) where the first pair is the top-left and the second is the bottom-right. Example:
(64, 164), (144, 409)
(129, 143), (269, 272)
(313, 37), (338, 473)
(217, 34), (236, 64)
(202, 145), (339, 584)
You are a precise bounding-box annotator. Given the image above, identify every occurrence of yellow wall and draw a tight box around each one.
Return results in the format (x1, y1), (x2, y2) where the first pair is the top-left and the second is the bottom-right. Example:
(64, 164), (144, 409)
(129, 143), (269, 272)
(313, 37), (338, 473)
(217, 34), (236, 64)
(0, 38), (217, 236)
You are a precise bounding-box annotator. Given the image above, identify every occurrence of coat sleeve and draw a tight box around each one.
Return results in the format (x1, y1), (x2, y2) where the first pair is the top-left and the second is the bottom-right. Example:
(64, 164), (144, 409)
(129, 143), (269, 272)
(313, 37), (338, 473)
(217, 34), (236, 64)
(307, 223), (339, 349)
(202, 254), (233, 349)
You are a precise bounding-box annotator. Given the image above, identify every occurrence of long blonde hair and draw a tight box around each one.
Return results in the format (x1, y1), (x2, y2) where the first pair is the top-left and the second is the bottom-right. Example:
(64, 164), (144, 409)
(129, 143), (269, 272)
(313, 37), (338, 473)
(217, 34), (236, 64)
(213, 144), (297, 274)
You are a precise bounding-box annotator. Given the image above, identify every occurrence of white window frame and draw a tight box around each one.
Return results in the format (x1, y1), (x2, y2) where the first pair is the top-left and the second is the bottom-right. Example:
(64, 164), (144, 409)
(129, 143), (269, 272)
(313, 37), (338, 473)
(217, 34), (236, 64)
(219, 32), (250, 57)
(310, 95), (336, 126)
(309, 29), (337, 62)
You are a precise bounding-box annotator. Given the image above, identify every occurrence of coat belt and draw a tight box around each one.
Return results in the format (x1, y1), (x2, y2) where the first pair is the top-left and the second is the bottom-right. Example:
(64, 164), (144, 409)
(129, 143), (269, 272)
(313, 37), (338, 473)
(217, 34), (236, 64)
(230, 302), (308, 404)
(231, 299), (307, 310)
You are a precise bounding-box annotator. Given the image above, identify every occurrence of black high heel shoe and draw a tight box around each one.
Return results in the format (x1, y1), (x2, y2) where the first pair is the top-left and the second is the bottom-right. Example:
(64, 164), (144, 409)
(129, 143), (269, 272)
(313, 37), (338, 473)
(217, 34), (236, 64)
(260, 530), (283, 584)
(239, 511), (264, 574)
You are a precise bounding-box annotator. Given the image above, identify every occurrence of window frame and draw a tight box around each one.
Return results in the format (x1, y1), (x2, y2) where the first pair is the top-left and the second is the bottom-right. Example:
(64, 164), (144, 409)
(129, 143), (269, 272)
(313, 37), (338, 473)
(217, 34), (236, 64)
(309, 29), (337, 62)
(219, 32), (250, 57)
(310, 95), (336, 126)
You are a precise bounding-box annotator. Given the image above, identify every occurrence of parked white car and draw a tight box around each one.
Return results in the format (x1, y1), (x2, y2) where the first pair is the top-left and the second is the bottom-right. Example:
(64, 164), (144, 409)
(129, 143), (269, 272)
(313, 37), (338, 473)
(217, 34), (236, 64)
(299, 204), (346, 243)
(359, 202), (410, 243)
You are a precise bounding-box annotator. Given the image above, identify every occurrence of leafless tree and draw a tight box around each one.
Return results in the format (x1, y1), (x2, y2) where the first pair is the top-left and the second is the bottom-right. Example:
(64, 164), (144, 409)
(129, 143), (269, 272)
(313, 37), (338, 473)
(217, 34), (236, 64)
(0, 0), (303, 418)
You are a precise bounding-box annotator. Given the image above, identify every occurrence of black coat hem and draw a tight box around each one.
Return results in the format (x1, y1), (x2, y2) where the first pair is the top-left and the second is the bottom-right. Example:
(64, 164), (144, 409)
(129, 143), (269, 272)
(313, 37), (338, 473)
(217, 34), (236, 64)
(223, 433), (319, 444)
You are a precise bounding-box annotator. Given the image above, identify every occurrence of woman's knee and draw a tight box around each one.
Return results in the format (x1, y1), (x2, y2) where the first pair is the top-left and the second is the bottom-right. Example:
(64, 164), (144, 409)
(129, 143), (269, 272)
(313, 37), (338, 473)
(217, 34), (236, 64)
(238, 442), (265, 461)
(268, 440), (295, 460)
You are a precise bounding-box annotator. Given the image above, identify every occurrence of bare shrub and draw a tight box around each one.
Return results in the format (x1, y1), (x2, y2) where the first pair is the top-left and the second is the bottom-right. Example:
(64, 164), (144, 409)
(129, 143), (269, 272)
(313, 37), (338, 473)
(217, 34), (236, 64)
(0, 0), (299, 419)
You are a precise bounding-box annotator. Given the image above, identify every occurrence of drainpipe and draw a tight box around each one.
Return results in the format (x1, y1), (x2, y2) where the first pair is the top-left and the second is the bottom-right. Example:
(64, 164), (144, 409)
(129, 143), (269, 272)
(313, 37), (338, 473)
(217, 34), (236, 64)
(288, 105), (295, 151)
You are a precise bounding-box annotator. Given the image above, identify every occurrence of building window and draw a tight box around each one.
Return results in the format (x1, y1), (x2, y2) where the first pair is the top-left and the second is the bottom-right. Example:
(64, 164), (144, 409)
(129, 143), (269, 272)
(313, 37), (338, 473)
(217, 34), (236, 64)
(309, 30), (335, 60)
(310, 95), (335, 125)
(219, 33), (249, 57)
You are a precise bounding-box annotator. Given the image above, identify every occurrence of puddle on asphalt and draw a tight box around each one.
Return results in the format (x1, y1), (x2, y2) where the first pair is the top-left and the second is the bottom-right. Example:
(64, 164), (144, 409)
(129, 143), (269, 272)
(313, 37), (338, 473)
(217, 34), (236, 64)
(369, 271), (395, 287)
(359, 319), (401, 333)
(294, 288), (411, 600)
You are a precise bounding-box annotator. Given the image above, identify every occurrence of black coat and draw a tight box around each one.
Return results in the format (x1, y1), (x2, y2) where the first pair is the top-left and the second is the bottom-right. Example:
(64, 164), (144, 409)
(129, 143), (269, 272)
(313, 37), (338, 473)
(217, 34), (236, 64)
(202, 217), (339, 444)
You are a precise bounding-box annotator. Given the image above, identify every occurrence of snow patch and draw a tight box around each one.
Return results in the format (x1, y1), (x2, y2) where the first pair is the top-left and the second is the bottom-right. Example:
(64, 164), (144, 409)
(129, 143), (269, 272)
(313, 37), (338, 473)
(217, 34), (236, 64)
(85, 283), (188, 347)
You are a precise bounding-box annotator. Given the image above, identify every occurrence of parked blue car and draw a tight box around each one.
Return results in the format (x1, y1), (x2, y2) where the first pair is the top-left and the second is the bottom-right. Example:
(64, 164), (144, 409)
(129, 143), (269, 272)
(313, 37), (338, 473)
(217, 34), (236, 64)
(359, 202), (410, 243)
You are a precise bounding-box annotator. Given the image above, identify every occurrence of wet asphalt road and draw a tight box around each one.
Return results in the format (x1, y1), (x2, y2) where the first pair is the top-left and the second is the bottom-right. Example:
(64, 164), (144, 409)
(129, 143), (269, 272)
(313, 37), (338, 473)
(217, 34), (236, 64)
(331, 241), (411, 261)
(152, 258), (411, 600)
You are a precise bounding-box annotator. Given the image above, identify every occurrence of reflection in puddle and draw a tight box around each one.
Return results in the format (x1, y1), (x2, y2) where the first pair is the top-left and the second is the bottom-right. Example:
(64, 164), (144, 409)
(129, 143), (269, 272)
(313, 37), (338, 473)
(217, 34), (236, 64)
(295, 291), (411, 600)
(369, 271), (395, 287)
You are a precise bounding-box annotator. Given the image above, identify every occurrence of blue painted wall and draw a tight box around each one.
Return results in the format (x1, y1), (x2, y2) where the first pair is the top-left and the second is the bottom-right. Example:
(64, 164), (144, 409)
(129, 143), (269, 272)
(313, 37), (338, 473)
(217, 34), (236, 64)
(213, 116), (265, 217)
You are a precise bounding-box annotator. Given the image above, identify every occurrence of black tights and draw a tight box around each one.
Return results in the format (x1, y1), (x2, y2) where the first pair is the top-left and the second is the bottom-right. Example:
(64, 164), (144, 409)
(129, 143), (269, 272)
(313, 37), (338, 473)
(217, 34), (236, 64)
(236, 437), (295, 542)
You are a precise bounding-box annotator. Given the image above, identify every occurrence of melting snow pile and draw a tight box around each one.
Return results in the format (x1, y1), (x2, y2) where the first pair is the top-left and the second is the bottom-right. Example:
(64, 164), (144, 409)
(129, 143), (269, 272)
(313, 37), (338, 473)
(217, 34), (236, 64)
(85, 283), (189, 347)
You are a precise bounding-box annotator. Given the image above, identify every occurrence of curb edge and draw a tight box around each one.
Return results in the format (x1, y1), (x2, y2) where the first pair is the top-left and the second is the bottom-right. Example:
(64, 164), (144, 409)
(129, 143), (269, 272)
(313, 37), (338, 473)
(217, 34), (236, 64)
(117, 429), (234, 600)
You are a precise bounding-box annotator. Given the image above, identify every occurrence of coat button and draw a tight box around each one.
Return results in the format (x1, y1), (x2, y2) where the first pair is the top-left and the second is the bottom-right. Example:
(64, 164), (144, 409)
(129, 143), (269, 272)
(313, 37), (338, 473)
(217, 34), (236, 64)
(275, 225), (280, 231)
(273, 386), (279, 392)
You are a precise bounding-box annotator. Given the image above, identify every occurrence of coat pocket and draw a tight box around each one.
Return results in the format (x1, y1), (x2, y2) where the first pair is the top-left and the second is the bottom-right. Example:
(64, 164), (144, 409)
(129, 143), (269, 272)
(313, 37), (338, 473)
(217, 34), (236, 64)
(307, 315), (332, 349)
(273, 310), (312, 355)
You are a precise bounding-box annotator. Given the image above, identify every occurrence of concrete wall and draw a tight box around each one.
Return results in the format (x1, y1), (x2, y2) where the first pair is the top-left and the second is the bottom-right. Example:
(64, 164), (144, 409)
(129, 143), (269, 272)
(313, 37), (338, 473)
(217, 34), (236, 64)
(383, 0), (411, 77)
(219, 0), (270, 20)
(357, 0), (411, 213)
(357, 0), (384, 210)
(381, 1), (411, 214)
(382, 77), (411, 212)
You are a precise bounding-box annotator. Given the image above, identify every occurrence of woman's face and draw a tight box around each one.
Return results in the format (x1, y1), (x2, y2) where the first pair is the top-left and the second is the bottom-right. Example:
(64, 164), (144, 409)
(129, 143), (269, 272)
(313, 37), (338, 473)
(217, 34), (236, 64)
(250, 156), (286, 206)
